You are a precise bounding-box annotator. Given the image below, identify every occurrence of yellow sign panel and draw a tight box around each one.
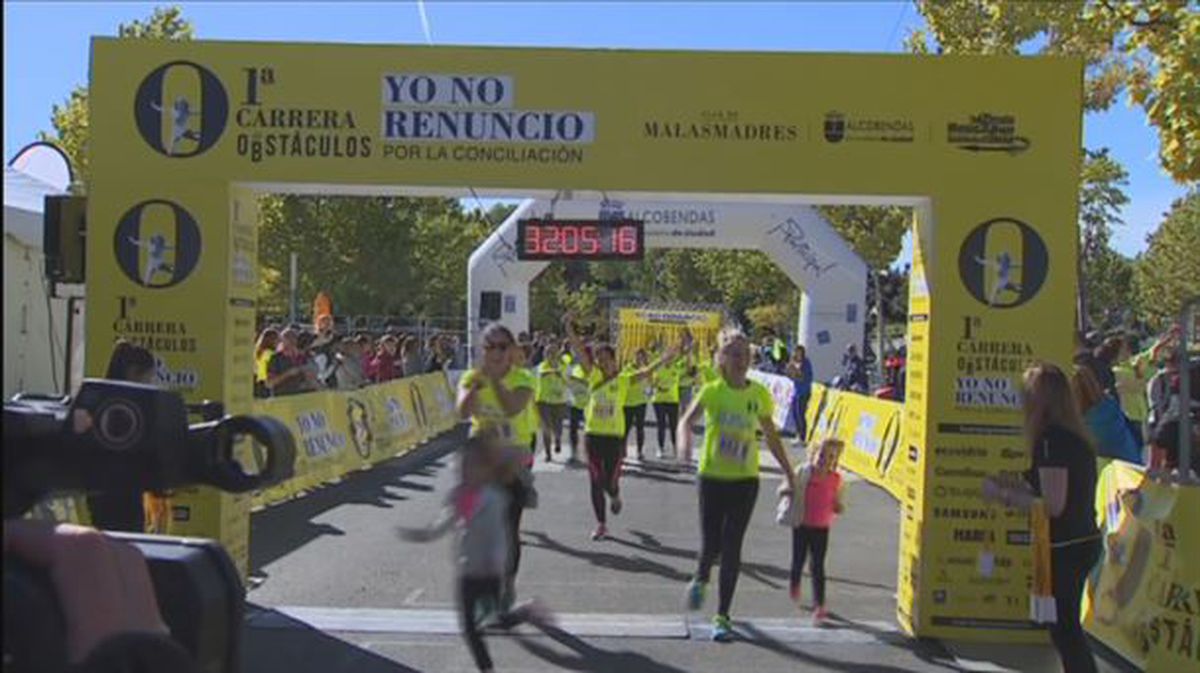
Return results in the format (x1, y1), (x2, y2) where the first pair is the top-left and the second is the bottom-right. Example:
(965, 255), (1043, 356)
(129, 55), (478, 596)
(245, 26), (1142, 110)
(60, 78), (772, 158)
(87, 39), (1083, 639)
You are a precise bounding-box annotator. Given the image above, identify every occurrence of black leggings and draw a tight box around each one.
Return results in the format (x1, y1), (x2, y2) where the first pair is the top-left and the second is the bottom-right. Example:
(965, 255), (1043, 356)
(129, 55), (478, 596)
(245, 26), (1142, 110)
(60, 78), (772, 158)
(653, 402), (680, 450)
(623, 405), (647, 454)
(695, 477), (759, 618)
(586, 434), (624, 524)
(1050, 539), (1102, 673)
(505, 476), (527, 585)
(569, 407), (585, 453)
(790, 526), (829, 606)
(457, 575), (530, 671)
(538, 403), (567, 455)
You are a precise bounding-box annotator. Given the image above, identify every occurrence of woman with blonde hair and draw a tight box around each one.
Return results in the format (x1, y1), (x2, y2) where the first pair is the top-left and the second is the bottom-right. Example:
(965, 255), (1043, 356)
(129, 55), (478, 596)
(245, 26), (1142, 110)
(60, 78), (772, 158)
(983, 362), (1101, 673)
(679, 326), (794, 641)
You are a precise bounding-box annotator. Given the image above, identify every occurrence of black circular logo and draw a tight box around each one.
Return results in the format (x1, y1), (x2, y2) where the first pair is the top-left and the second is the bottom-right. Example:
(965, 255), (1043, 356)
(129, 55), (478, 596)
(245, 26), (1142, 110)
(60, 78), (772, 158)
(347, 398), (373, 459)
(134, 61), (229, 157)
(113, 199), (202, 288)
(958, 218), (1049, 309)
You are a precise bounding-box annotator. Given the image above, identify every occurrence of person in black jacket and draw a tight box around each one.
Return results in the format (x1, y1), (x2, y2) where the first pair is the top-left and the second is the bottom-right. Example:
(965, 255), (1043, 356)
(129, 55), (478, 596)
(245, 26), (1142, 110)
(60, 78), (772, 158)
(984, 362), (1101, 673)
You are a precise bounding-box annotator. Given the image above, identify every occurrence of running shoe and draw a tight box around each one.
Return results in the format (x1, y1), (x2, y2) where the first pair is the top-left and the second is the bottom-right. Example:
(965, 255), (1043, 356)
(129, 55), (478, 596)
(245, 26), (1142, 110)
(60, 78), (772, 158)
(711, 614), (734, 642)
(591, 524), (608, 540)
(812, 605), (829, 627)
(609, 494), (623, 515)
(684, 579), (707, 611)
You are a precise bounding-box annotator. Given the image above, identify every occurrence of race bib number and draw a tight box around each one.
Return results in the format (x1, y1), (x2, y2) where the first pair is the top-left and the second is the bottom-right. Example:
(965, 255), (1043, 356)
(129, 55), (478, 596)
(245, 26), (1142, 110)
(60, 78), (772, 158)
(594, 400), (616, 419)
(718, 433), (750, 464)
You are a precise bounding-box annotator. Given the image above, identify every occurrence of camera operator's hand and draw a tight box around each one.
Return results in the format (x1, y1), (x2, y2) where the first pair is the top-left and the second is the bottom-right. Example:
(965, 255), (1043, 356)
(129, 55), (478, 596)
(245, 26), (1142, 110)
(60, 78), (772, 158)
(3, 520), (171, 665)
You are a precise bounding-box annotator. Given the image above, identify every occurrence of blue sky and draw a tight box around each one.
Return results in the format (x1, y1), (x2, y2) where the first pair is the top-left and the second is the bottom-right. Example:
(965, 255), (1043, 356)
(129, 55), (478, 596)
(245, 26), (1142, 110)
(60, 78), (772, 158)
(4, 1), (1188, 258)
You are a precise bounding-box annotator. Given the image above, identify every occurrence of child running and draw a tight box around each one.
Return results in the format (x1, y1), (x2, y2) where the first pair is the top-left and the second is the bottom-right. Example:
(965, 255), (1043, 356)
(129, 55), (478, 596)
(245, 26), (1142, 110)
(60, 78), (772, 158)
(776, 437), (845, 626)
(399, 432), (554, 673)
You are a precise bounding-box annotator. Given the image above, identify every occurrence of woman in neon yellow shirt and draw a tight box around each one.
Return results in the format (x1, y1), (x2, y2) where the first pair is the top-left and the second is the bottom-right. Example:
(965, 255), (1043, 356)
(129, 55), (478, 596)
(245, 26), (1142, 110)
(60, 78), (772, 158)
(566, 316), (678, 540)
(651, 347), (685, 458)
(622, 349), (653, 460)
(679, 327), (794, 642)
(456, 323), (536, 612)
(536, 340), (570, 461)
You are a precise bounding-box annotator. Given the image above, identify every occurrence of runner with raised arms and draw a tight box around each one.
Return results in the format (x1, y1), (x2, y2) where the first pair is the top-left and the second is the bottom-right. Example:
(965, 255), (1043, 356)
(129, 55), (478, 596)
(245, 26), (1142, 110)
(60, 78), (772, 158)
(680, 326), (795, 642)
(565, 314), (680, 541)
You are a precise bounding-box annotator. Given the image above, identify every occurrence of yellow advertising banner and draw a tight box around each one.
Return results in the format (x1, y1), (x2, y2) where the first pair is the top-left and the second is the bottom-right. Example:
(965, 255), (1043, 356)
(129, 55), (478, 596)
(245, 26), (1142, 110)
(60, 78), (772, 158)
(616, 307), (722, 365)
(1085, 462), (1200, 670)
(86, 39), (1082, 639)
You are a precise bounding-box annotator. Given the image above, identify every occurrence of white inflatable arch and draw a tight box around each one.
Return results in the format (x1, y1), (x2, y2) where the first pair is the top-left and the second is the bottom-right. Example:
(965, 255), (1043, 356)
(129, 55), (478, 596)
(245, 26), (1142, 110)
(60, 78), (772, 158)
(467, 198), (867, 381)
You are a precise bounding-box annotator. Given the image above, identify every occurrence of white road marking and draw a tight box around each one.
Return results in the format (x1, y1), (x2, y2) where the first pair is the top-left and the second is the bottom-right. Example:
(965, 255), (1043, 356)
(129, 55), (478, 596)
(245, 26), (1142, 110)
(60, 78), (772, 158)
(252, 606), (901, 644)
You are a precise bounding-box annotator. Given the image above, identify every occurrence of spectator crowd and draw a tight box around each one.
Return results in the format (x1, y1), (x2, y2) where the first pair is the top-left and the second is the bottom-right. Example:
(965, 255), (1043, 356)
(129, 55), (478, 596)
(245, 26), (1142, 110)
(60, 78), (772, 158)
(254, 315), (462, 398)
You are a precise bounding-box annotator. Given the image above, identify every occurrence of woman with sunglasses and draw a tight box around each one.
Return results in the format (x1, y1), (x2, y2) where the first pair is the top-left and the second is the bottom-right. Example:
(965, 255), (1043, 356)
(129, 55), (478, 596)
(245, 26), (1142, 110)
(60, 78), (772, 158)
(565, 314), (679, 541)
(457, 323), (537, 613)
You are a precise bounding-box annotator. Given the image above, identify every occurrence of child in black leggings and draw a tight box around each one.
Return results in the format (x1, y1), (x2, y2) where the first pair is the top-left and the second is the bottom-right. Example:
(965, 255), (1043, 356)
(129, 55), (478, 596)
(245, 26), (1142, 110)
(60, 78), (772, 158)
(400, 435), (554, 672)
(777, 438), (845, 625)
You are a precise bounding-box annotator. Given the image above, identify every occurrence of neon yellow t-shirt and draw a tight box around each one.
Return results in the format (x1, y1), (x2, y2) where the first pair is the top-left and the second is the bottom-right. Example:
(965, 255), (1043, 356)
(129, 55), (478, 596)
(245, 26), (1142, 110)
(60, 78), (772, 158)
(459, 367), (536, 445)
(512, 367), (540, 448)
(624, 365), (651, 407)
(567, 364), (591, 409)
(652, 360), (682, 404)
(585, 370), (631, 437)
(255, 350), (273, 383)
(697, 379), (774, 480)
(536, 360), (569, 405)
(699, 361), (719, 385)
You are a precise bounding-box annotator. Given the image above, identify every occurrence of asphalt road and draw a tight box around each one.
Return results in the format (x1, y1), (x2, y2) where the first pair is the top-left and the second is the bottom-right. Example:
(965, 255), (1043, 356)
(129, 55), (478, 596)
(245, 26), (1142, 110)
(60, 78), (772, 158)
(242, 425), (1133, 673)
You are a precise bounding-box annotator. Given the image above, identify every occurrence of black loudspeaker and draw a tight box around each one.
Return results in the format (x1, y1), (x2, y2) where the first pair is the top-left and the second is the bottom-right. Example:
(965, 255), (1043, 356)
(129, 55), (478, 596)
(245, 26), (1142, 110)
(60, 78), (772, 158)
(480, 291), (502, 321)
(43, 195), (87, 284)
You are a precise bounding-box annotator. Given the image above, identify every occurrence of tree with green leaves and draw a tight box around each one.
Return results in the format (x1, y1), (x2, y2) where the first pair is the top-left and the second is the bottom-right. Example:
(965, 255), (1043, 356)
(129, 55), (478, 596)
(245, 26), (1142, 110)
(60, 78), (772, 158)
(817, 206), (911, 271)
(907, 0), (1200, 182)
(1078, 147), (1132, 326)
(1135, 190), (1200, 328)
(39, 6), (194, 191)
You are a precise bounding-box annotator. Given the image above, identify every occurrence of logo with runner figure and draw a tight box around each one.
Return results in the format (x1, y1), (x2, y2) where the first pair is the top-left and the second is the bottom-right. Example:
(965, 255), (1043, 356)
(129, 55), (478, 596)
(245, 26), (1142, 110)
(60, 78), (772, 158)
(134, 61), (229, 157)
(957, 217), (1048, 309)
(113, 199), (201, 288)
(347, 398), (373, 459)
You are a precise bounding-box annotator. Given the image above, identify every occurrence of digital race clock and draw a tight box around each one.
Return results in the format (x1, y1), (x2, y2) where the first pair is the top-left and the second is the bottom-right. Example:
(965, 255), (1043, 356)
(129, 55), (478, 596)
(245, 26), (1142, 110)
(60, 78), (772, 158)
(516, 219), (645, 261)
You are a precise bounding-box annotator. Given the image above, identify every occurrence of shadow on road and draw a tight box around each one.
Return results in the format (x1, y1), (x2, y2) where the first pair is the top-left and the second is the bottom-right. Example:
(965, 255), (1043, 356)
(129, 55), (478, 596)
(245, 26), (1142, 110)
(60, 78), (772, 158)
(243, 604), (423, 673)
(515, 624), (692, 673)
(522, 530), (693, 582)
(249, 428), (462, 575)
(738, 621), (969, 673)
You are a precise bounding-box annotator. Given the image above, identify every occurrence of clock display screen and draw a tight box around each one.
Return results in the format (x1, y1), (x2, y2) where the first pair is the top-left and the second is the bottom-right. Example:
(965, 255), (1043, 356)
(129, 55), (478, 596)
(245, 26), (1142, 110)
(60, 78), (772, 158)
(516, 219), (645, 261)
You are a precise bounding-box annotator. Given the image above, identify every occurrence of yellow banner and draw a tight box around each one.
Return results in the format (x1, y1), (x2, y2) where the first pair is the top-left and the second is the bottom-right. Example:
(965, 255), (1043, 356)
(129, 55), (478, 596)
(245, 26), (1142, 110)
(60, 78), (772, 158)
(1085, 462), (1200, 669)
(616, 307), (722, 365)
(85, 39), (1083, 639)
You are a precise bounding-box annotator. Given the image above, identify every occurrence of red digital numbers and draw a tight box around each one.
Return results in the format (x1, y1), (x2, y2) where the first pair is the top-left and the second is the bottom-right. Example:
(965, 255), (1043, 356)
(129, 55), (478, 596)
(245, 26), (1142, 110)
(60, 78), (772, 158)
(518, 220), (642, 260)
(616, 226), (638, 255)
